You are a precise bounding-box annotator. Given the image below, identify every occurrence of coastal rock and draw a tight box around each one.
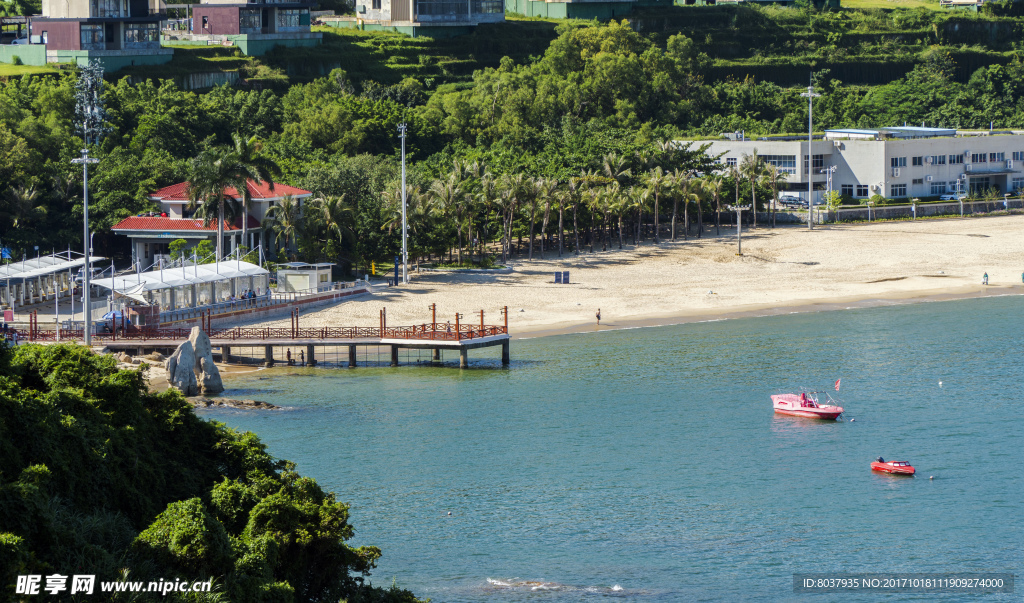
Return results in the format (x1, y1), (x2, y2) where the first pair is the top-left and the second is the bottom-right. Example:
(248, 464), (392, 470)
(144, 352), (165, 362)
(185, 397), (280, 410)
(117, 352), (132, 364)
(188, 327), (224, 395)
(166, 341), (199, 396)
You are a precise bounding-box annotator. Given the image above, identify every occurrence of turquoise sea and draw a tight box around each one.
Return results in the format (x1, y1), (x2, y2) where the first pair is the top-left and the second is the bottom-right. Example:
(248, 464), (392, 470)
(207, 295), (1023, 602)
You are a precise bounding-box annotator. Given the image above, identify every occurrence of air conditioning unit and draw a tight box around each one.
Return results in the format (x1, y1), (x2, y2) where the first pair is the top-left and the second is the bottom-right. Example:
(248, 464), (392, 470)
(925, 156), (933, 164)
(965, 164), (972, 172)
(892, 168), (901, 177)
(871, 184), (881, 192)
(358, 4), (366, 11)
(964, 150), (971, 158)
(833, 141), (843, 149)
(926, 175), (933, 182)
(1008, 160), (1014, 169)
(960, 173), (968, 180)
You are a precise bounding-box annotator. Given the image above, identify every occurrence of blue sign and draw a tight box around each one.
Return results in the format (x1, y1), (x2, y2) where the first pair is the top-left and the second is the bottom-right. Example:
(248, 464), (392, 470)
(0, 248), (10, 259)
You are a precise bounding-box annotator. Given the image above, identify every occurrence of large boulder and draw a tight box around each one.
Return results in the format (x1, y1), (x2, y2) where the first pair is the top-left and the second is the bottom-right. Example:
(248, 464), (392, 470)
(166, 341), (199, 396)
(188, 327), (224, 395)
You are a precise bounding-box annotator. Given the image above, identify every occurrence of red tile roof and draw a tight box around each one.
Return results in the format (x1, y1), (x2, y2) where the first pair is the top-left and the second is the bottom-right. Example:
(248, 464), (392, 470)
(112, 215), (262, 232)
(149, 180), (312, 202)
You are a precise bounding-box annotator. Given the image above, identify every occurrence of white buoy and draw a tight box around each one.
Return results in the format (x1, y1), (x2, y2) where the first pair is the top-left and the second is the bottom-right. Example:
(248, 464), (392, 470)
(850, 418), (855, 422)
(447, 511), (452, 516)
(929, 476), (934, 480)
(939, 381), (943, 387)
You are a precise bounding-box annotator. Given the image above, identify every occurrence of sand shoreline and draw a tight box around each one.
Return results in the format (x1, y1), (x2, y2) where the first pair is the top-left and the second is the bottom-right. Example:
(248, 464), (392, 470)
(215, 215), (1024, 344)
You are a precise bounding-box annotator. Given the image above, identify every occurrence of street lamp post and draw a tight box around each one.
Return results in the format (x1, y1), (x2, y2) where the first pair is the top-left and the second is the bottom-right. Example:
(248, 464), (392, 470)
(728, 205), (750, 255)
(398, 123), (408, 284)
(800, 83), (821, 230)
(71, 149), (99, 345)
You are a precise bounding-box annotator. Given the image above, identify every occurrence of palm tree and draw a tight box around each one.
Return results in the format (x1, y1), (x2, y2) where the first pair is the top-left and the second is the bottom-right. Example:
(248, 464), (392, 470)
(262, 194), (301, 260)
(702, 176), (725, 236)
(1, 185), (46, 229)
(535, 178), (559, 259)
(740, 151), (767, 229)
(765, 163), (788, 228)
(427, 172), (466, 264)
(667, 169), (689, 241)
(229, 133), (279, 253)
(646, 167), (670, 244)
(312, 194), (357, 264)
(187, 147), (248, 262)
(475, 171), (499, 262)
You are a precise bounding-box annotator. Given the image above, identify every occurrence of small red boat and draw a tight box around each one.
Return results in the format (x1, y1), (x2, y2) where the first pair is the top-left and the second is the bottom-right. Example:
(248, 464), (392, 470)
(771, 392), (844, 420)
(871, 458), (915, 475)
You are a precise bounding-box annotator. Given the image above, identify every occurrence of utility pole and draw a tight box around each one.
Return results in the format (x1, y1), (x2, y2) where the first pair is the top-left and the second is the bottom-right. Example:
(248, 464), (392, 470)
(398, 123), (409, 284)
(801, 80), (821, 230)
(728, 205), (749, 255)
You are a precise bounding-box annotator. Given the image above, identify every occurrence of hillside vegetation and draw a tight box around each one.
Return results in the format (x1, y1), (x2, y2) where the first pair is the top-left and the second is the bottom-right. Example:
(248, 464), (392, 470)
(0, 343), (421, 602)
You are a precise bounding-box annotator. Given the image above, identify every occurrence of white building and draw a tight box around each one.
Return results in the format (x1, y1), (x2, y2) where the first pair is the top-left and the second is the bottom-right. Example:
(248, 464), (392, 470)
(691, 127), (1024, 203)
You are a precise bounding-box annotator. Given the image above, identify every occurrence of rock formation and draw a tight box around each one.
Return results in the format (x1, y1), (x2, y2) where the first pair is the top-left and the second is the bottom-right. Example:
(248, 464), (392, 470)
(188, 327), (224, 395)
(165, 341), (199, 395)
(165, 327), (225, 396)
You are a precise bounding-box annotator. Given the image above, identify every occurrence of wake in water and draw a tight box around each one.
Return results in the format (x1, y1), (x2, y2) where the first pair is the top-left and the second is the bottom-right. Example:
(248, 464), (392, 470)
(485, 578), (633, 596)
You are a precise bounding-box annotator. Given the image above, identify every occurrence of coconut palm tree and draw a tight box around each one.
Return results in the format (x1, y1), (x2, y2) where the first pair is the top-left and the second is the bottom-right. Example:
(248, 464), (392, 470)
(427, 171), (467, 264)
(702, 175), (726, 236)
(262, 194), (301, 260)
(312, 194), (357, 265)
(765, 162), (788, 228)
(229, 133), (279, 253)
(740, 150), (768, 229)
(187, 147), (248, 261)
(646, 167), (671, 244)
(1, 185), (46, 229)
(535, 178), (559, 259)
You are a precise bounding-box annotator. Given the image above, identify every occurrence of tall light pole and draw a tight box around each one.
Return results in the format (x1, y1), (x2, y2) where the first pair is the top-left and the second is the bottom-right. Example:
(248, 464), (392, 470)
(398, 123), (408, 284)
(801, 82), (821, 230)
(73, 60), (108, 347)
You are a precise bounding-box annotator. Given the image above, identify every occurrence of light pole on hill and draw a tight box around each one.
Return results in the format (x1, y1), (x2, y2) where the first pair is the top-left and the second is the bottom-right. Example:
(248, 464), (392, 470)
(398, 122), (409, 284)
(801, 81), (821, 230)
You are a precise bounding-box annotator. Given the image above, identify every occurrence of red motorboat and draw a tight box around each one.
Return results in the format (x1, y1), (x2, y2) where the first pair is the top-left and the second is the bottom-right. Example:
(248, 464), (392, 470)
(871, 458), (915, 475)
(771, 392), (844, 420)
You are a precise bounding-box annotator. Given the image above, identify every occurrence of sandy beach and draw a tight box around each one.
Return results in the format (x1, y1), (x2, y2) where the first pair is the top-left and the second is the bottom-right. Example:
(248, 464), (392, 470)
(216, 214), (1024, 338)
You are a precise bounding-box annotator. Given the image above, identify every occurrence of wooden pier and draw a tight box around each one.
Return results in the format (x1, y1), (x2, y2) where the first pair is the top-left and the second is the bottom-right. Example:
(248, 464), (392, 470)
(18, 306), (511, 369)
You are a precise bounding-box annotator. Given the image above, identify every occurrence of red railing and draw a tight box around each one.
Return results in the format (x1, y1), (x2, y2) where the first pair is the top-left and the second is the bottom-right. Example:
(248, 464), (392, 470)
(18, 306), (511, 344)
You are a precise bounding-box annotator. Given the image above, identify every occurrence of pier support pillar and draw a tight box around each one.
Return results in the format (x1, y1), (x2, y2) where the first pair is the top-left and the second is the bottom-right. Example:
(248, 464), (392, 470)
(222, 346), (231, 363)
(348, 345), (356, 367)
(306, 344), (316, 367)
(459, 348), (468, 369)
(502, 340), (510, 365)
(390, 345), (399, 367)
(432, 348), (441, 362)
(264, 345), (275, 367)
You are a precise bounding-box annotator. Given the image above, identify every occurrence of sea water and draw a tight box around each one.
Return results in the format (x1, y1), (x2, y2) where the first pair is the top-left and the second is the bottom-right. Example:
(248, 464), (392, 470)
(209, 295), (1023, 601)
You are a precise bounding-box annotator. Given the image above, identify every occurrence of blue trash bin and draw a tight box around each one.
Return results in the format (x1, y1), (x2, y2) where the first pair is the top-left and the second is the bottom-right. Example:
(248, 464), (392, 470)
(555, 272), (562, 284)
(563, 271), (570, 284)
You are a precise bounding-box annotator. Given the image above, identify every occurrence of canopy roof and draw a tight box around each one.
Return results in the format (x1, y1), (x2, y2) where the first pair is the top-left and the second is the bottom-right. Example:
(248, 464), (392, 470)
(0, 254), (106, 283)
(91, 260), (268, 293)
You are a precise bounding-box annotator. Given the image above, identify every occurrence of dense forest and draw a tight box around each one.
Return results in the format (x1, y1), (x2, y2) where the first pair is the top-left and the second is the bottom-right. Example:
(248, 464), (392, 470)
(0, 342), (423, 601)
(2, 7), (1024, 270)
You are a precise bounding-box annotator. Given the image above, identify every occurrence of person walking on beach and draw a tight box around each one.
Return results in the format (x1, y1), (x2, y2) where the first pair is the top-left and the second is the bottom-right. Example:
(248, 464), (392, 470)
(596, 308), (601, 325)
(983, 272), (989, 285)
(286, 349), (293, 366)
(299, 350), (305, 366)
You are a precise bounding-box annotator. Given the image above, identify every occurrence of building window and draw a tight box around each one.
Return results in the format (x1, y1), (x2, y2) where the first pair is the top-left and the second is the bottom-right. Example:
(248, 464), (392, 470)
(971, 153), (987, 164)
(762, 155), (797, 174)
(90, 0), (125, 18)
(416, 0), (469, 16)
(80, 24), (104, 50)
(371, 0), (381, 8)
(841, 184), (853, 196)
(930, 155), (946, 165)
(990, 152), (1005, 162)
(725, 157), (737, 167)
(890, 184), (907, 197)
(1012, 177), (1024, 192)
(890, 157), (907, 168)
(240, 9), (261, 32)
(277, 8), (304, 29)
(1013, 152), (1024, 161)
(803, 155), (824, 171)
(949, 154), (964, 164)
(202, 15), (209, 28)
(969, 176), (991, 192)
(471, 0), (503, 12)
(144, 243), (150, 258)
(912, 156), (923, 166)
(124, 22), (159, 47)
(912, 178), (924, 185)
(856, 185), (868, 197)
(931, 182), (947, 195)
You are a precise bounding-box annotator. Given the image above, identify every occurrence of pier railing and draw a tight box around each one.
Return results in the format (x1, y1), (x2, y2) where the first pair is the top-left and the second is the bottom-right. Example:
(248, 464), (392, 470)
(17, 307), (510, 344)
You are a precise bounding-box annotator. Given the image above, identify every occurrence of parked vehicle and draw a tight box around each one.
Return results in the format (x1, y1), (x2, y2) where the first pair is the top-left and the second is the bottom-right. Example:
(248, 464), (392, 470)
(939, 194), (966, 201)
(778, 195), (804, 208)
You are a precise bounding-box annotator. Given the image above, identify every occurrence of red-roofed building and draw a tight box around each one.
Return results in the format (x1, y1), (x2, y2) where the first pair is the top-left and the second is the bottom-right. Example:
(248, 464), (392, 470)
(113, 179), (311, 269)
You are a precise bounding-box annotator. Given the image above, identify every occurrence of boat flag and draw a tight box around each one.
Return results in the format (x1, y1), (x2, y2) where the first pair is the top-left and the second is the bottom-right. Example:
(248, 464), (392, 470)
(834, 379), (841, 391)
